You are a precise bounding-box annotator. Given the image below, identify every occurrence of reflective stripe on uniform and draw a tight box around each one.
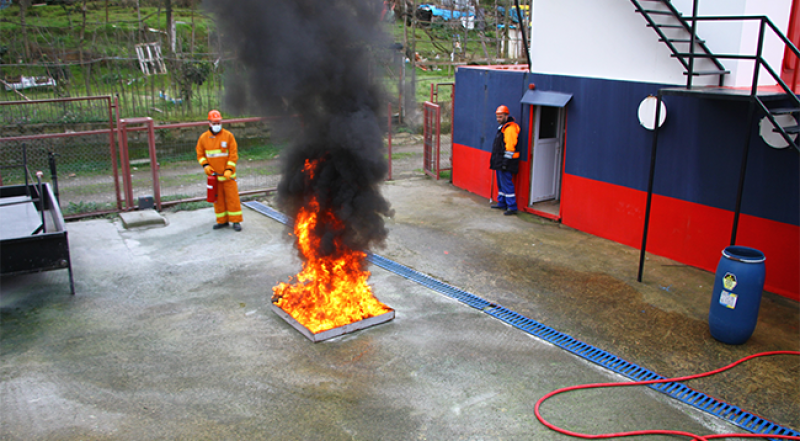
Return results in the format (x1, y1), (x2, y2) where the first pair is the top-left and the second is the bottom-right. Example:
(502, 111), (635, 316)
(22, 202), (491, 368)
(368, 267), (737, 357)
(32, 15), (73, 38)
(227, 211), (242, 217)
(227, 161), (236, 167)
(217, 173), (236, 181)
(206, 152), (228, 158)
(215, 211), (227, 218)
(199, 157), (208, 164)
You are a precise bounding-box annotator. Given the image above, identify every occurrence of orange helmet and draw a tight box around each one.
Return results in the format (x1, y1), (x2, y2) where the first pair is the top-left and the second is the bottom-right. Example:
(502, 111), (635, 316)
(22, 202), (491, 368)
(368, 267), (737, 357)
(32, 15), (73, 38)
(208, 110), (222, 123)
(496, 105), (510, 115)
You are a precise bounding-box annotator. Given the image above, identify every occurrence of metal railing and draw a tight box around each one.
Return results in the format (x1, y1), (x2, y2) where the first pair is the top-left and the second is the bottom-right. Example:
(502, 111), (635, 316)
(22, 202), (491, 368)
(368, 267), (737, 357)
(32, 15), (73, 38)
(682, 15), (800, 151)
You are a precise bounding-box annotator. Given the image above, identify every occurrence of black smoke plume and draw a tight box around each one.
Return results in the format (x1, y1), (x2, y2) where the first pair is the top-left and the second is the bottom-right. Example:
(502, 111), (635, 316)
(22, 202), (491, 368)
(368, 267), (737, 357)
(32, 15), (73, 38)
(203, 0), (394, 256)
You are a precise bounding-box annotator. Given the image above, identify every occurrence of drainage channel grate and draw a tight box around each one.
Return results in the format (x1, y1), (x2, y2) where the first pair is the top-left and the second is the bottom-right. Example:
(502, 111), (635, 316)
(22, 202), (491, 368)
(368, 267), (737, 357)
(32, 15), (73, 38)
(246, 201), (291, 225)
(245, 201), (798, 438)
(368, 254), (492, 310)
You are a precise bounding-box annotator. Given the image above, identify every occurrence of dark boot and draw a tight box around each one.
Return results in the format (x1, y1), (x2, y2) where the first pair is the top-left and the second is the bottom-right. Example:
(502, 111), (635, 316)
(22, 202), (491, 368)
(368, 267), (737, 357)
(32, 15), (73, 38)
(232, 223), (242, 232)
(213, 222), (229, 230)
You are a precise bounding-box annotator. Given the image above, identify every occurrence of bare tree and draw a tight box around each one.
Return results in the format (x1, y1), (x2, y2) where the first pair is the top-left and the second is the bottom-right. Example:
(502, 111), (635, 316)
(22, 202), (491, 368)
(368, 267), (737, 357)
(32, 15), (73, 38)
(79, 0), (92, 95)
(166, 0), (173, 53)
(19, 0), (32, 61)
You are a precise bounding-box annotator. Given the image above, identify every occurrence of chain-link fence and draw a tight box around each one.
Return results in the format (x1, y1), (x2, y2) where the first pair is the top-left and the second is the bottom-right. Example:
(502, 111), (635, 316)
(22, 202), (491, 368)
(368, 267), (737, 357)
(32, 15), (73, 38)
(0, 97), (283, 217)
(1, 95), (448, 219)
(0, 97), (120, 216)
(123, 119), (283, 208)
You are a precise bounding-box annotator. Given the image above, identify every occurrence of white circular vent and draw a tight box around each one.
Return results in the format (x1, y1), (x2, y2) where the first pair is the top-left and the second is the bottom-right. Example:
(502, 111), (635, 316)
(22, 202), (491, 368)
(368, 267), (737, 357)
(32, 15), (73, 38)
(759, 114), (797, 149)
(638, 96), (667, 131)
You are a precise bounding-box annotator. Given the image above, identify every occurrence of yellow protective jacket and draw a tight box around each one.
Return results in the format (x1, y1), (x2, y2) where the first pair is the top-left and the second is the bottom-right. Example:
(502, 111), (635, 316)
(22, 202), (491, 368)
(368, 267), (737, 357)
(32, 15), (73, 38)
(196, 128), (238, 181)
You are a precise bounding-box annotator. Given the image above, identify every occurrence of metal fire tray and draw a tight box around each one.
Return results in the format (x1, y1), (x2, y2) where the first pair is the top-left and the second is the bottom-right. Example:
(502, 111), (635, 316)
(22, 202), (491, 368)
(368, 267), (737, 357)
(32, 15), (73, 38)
(271, 302), (395, 342)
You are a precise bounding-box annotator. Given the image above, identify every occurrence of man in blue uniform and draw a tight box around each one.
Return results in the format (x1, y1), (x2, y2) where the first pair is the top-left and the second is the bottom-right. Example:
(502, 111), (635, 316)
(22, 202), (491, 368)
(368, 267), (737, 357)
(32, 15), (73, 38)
(489, 105), (520, 215)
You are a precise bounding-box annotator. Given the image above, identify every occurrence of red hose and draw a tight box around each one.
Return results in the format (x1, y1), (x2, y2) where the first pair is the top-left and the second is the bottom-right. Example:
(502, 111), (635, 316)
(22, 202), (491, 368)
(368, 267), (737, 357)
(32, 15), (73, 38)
(535, 351), (800, 441)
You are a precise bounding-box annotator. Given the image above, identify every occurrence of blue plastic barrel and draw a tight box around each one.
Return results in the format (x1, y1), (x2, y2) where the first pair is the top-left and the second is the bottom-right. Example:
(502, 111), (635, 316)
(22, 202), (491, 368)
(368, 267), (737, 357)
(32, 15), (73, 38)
(708, 246), (766, 345)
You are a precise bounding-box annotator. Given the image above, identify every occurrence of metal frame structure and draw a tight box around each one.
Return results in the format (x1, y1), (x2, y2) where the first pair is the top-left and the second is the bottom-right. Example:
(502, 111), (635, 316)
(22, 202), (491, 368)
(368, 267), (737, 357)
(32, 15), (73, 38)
(0, 145), (74, 294)
(638, 11), (800, 282)
(0, 96), (123, 209)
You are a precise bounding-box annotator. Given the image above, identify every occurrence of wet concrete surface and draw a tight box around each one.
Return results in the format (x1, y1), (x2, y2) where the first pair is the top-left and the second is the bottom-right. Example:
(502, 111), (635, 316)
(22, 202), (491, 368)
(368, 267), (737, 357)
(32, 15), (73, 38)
(1, 176), (797, 439)
(380, 178), (799, 429)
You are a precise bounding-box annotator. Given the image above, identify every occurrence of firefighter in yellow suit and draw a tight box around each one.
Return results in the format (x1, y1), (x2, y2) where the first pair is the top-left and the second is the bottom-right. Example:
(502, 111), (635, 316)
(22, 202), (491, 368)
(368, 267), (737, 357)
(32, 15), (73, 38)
(196, 109), (243, 231)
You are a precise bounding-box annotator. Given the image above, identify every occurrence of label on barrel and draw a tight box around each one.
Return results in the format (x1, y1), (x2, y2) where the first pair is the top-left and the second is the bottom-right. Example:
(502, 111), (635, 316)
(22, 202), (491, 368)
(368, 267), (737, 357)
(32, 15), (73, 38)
(723, 272), (737, 290)
(719, 290), (738, 309)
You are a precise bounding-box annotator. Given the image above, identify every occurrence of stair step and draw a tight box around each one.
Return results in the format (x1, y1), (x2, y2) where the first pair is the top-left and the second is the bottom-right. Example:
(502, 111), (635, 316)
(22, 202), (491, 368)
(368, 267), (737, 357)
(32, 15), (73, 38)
(683, 69), (731, 76)
(638, 9), (678, 16)
(672, 53), (718, 58)
(648, 23), (684, 28)
(769, 107), (800, 115)
(660, 38), (706, 44)
(779, 125), (800, 134)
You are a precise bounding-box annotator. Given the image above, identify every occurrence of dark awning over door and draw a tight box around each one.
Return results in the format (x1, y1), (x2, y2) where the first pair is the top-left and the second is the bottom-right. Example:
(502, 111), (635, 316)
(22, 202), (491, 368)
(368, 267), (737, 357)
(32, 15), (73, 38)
(520, 89), (573, 107)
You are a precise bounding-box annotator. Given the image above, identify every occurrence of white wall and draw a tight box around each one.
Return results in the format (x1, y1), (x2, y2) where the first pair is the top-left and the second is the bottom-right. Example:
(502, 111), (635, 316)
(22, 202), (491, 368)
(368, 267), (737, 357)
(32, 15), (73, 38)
(529, 0), (792, 87)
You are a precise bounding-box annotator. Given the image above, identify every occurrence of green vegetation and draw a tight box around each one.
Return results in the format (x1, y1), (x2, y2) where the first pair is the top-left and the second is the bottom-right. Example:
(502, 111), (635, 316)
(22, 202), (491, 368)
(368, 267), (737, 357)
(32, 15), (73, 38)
(239, 143), (283, 161)
(64, 200), (115, 216)
(1, 2), (519, 125)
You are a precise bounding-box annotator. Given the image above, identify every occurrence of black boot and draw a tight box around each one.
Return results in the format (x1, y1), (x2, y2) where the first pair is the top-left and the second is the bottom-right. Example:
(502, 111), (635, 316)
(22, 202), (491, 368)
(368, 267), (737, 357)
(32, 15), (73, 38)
(213, 222), (229, 230)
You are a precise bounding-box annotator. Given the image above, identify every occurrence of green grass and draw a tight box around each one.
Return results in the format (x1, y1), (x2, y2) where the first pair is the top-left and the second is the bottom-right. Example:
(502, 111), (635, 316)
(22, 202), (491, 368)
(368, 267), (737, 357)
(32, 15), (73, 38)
(239, 143), (283, 161)
(63, 200), (116, 216)
(161, 194), (213, 212)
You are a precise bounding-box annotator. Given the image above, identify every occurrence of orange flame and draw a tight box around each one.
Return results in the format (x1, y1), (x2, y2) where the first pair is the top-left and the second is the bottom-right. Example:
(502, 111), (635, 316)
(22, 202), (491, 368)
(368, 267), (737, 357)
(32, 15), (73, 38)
(272, 160), (390, 334)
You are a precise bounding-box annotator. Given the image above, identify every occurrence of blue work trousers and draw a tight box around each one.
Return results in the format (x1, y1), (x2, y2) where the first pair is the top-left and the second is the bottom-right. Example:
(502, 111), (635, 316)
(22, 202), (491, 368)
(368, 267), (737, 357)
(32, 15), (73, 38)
(495, 170), (517, 211)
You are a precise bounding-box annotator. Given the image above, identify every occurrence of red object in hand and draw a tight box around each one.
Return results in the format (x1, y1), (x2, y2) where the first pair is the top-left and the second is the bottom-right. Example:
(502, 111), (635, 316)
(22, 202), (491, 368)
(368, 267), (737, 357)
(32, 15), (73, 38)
(206, 174), (218, 203)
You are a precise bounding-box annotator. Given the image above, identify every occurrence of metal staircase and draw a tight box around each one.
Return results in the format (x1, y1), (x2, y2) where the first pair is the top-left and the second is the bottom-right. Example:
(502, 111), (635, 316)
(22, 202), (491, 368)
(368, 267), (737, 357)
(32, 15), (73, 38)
(631, 0), (799, 153)
(637, 1), (800, 294)
(631, 0), (728, 86)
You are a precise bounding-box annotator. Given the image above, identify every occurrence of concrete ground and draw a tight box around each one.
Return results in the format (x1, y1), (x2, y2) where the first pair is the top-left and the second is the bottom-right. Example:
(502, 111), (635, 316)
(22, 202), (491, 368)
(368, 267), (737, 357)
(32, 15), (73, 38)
(1, 176), (798, 440)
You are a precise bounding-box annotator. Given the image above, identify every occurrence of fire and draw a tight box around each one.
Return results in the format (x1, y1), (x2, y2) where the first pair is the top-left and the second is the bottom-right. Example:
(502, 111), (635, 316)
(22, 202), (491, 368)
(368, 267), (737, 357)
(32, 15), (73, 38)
(272, 160), (391, 334)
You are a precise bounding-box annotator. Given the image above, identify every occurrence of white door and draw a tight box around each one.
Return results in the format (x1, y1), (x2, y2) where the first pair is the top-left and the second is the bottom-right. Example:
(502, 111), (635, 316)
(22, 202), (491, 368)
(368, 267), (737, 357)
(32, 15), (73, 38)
(529, 105), (564, 204)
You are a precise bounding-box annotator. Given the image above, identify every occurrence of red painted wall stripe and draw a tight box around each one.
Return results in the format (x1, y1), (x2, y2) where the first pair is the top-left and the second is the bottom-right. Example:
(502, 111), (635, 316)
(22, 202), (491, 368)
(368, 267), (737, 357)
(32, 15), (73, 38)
(454, 144), (799, 299)
(454, 142), (532, 210)
(561, 173), (799, 300)
(453, 143), (492, 198)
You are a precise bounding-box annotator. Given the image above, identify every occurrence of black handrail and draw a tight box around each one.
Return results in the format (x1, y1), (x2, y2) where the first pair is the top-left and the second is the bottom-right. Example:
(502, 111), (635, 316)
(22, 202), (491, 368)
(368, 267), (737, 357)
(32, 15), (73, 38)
(680, 14), (799, 151)
(631, 0), (728, 81)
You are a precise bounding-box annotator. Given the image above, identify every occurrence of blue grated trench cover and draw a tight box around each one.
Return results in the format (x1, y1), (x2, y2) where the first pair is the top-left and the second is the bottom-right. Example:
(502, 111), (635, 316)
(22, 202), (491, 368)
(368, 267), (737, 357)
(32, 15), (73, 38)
(244, 201), (799, 438)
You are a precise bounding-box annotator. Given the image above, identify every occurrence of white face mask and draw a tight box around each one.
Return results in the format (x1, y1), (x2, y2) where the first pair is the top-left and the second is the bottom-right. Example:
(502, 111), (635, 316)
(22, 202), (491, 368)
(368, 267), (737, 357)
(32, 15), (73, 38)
(210, 123), (222, 134)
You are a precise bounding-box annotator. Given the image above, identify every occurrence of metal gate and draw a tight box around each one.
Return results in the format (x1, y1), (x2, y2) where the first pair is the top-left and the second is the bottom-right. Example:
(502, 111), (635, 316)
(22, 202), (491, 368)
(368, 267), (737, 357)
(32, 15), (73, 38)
(1, 96), (282, 219)
(423, 101), (442, 179)
(423, 83), (454, 180)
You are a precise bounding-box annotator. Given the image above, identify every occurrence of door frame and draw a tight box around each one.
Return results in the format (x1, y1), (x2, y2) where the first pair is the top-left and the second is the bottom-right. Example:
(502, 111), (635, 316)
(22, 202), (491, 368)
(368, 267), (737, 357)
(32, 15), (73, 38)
(528, 105), (566, 207)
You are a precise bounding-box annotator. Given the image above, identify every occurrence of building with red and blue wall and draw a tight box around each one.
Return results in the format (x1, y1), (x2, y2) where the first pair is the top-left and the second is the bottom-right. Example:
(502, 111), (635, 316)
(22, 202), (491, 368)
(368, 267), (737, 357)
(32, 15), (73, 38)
(451, 0), (800, 300)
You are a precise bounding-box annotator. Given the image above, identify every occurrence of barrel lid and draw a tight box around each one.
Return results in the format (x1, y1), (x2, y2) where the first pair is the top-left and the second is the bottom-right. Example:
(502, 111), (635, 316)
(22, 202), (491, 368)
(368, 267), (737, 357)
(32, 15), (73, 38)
(722, 246), (766, 264)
